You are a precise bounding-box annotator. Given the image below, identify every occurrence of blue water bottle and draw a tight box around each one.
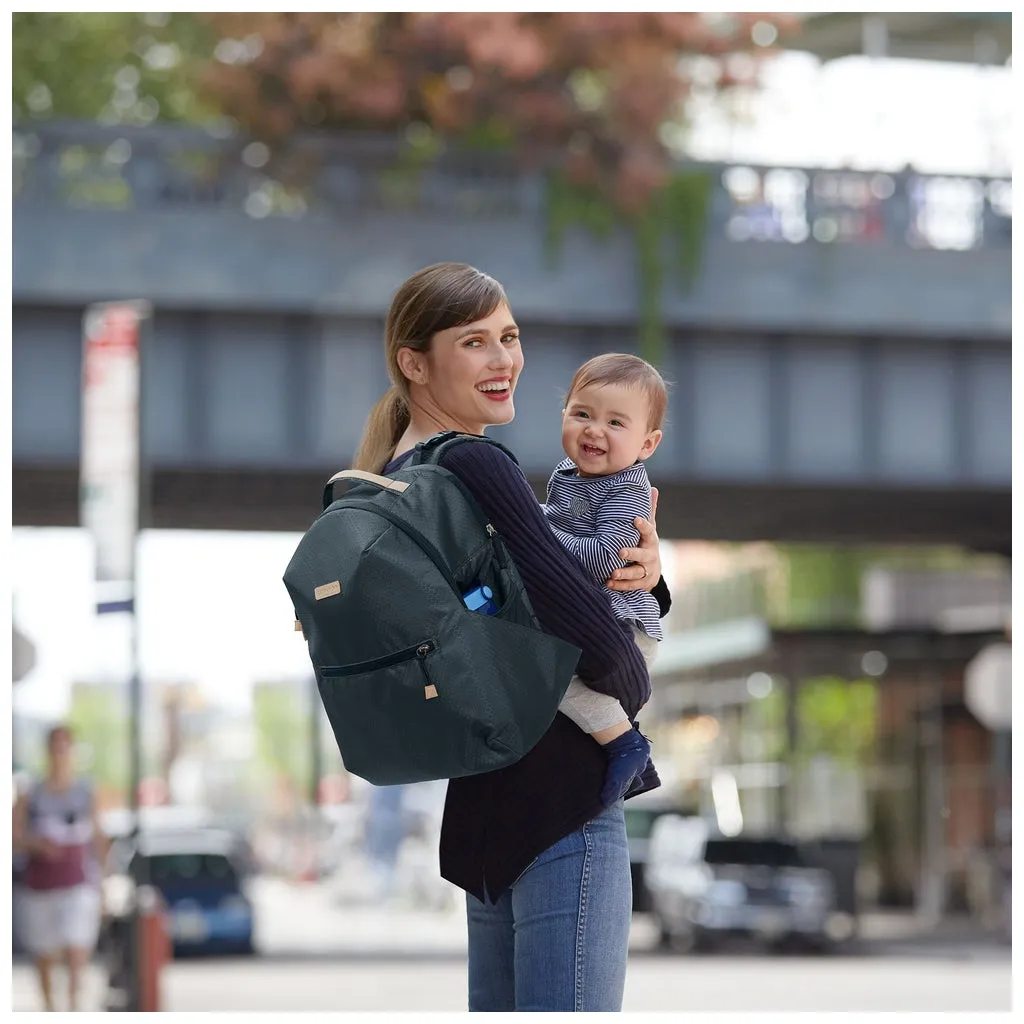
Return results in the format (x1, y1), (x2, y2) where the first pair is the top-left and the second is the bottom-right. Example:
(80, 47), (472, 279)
(463, 584), (499, 615)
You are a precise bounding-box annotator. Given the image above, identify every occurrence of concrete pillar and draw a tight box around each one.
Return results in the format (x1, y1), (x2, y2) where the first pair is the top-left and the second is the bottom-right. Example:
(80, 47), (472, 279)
(917, 674), (947, 923)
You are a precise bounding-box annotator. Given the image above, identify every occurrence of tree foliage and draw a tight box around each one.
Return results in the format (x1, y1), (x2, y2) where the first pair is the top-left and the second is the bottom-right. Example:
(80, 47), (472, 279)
(12, 12), (217, 126)
(252, 682), (312, 790)
(13, 12), (798, 361)
(67, 685), (130, 795)
(202, 12), (796, 213)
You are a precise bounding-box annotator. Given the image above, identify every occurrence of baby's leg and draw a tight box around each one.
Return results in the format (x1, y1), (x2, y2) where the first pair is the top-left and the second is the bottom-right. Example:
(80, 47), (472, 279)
(559, 677), (650, 807)
(559, 678), (631, 740)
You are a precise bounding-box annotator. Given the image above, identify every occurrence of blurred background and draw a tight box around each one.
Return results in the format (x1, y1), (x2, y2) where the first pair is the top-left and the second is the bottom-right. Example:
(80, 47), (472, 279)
(10, 11), (1012, 1013)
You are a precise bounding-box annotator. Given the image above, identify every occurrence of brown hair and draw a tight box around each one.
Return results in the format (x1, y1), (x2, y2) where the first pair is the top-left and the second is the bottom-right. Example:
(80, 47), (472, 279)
(564, 353), (668, 431)
(352, 263), (509, 472)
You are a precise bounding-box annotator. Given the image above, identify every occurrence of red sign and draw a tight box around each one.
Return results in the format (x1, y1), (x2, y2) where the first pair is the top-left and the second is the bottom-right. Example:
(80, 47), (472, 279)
(80, 301), (149, 586)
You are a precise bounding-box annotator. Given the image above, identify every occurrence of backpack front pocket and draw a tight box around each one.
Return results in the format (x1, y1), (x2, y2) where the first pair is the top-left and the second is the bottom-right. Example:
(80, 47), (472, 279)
(318, 638), (513, 786)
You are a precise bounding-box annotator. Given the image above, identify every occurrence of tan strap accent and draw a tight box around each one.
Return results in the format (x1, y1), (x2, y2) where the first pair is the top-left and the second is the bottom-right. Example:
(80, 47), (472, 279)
(326, 469), (409, 493)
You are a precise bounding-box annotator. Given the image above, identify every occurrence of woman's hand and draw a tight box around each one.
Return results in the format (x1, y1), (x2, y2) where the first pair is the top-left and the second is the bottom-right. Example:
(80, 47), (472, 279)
(606, 487), (661, 593)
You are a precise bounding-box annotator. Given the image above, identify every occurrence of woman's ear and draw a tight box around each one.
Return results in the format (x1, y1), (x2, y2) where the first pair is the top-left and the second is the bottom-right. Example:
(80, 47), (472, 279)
(396, 346), (427, 385)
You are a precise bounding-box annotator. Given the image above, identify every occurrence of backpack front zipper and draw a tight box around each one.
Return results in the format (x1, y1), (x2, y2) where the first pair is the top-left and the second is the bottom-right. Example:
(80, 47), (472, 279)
(319, 638), (438, 677)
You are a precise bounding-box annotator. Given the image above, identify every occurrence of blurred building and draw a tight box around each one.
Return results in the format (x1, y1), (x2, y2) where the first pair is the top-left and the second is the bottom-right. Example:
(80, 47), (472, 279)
(647, 540), (1011, 922)
(794, 12), (1011, 64)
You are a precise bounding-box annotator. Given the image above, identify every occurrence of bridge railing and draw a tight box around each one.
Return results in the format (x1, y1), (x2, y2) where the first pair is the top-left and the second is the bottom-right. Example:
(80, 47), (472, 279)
(12, 121), (1011, 253)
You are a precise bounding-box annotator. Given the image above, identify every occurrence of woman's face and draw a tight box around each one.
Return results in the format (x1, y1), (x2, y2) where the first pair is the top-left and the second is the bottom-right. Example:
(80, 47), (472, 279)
(405, 302), (524, 435)
(48, 729), (73, 774)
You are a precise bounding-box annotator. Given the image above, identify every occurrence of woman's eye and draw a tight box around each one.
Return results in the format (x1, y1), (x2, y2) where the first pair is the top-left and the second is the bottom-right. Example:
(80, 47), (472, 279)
(464, 338), (482, 348)
(502, 333), (520, 345)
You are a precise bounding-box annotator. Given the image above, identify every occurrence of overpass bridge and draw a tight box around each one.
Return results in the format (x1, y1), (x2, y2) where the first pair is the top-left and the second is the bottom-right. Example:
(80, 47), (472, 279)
(12, 124), (1011, 549)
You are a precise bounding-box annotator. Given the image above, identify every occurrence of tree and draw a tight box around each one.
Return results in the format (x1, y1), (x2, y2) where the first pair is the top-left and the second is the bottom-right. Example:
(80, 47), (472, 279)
(12, 12), (216, 126)
(200, 13), (798, 362)
(67, 683), (130, 796)
(13, 12), (800, 361)
(252, 681), (313, 792)
(203, 14), (788, 198)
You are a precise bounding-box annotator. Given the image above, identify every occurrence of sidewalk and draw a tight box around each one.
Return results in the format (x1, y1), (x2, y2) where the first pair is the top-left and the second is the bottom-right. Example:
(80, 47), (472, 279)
(857, 910), (1010, 959)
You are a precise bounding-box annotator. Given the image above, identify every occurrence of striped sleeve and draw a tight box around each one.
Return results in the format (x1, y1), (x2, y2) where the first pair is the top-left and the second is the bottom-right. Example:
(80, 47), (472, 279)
(549, 482), (650, 582)
(438, 442), (650, 718)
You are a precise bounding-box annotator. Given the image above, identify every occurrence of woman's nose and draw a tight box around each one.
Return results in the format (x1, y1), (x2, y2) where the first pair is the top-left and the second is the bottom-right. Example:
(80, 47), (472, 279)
(489, 341), (514, 368)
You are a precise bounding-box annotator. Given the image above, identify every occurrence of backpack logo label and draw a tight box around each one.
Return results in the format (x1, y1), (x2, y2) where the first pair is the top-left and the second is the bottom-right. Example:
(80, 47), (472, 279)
(314, 581), (341, 600)
(424, 685), (439, 700)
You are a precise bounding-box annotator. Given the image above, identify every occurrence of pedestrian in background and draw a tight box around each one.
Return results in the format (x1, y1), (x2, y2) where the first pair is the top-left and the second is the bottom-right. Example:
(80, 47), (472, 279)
(352, 262), (670, 1011)
(364, 784), (407, 902)
(13, 724), (106, 1012)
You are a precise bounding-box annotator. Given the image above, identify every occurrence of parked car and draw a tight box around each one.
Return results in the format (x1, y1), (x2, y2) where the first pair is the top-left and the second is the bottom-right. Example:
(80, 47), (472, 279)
(624, 796), (691, 913)
(645, 815), (855, 952)
(101, 827), (255, 958)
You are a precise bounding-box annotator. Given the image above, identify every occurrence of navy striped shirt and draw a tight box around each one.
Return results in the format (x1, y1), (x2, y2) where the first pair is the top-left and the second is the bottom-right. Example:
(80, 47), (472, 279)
(544, 458), (663, 641)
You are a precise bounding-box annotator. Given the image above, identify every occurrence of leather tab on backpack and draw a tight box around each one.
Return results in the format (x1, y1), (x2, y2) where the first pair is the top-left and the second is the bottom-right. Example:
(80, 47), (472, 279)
(314, 581), (341, 600)
(322, 469), (409, 509)
(424, 684), (439, 700)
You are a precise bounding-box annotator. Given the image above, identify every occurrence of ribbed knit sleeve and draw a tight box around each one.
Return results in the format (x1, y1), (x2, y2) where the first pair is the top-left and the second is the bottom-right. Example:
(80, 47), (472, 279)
(439, 442), (651, 719)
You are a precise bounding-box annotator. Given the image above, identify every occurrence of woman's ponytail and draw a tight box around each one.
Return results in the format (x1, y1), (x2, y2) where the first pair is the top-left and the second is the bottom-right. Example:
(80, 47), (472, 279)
(352, 385), (410, 472)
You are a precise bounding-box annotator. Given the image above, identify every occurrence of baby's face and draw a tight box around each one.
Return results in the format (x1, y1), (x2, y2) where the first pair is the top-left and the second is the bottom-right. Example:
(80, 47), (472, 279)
(561, 382), (662, 477)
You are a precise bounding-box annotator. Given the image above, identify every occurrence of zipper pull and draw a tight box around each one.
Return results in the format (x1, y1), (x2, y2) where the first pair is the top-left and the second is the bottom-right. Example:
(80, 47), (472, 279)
(486, 523), (496, 537)
(416, 641), (435, 657)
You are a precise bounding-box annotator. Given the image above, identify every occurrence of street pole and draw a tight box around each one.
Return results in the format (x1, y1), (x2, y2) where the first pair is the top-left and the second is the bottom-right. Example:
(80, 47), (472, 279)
(81, 299), (151, 1012)
(130, 307), (153, 1012)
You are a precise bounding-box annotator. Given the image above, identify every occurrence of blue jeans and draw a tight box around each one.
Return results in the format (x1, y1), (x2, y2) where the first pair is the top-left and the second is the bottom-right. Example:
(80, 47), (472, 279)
(465, 801), (632, 1012)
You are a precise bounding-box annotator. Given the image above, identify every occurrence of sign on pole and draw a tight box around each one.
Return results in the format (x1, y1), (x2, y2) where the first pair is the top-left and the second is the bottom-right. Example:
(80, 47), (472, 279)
(81, 301), (149, 611)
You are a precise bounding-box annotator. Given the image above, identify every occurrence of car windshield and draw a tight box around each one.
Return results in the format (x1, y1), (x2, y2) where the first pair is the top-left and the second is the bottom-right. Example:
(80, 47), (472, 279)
(704, 839), (805, 868)
(137, 852), (240, 887)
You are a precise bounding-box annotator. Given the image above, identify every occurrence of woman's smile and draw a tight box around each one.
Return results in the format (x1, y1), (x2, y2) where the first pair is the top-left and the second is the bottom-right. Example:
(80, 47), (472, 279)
(476, 376), (512, 401)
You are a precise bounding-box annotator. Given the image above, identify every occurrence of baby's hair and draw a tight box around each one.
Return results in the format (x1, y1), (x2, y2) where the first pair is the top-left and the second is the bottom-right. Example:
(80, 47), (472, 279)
(565, 353), (668, 431)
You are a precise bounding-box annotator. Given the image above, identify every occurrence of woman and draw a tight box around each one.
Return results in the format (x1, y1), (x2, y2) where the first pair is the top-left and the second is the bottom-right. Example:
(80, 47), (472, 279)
(353, 263), (670, 1011)
(13, 724), (105, 1012)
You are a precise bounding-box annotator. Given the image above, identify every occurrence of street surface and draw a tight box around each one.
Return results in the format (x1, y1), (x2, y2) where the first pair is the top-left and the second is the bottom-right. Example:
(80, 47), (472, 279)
(11, 876), (1012, 1012)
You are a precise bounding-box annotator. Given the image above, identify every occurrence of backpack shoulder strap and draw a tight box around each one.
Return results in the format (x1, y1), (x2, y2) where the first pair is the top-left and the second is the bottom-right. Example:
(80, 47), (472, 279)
(410, 431), (519, 468)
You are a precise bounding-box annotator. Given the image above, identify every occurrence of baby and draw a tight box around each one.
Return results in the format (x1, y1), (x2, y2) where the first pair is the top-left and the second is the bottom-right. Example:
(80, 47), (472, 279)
(544, 353), (665, 807)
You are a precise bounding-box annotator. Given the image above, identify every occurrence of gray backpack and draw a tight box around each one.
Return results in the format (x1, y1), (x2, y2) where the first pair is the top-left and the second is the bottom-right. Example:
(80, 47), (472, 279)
(283, 432), (580, 786)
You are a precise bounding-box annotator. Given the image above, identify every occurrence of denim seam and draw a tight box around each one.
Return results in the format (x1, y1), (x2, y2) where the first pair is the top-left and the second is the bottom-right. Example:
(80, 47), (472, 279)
(574, 821), (593, 1012)
(509, 855), (538, 890)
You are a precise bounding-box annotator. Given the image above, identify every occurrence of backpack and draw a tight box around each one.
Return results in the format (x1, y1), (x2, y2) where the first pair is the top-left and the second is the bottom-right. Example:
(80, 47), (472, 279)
(283, 432), (581, 787)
